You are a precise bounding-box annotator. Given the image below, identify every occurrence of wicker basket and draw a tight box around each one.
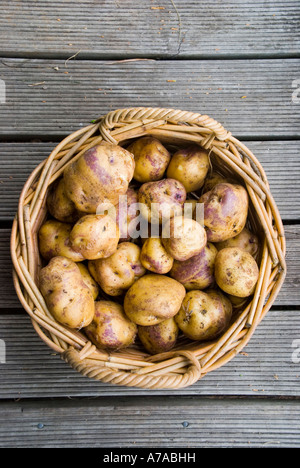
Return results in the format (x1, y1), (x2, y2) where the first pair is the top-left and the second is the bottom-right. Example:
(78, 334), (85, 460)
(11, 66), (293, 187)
(10, 107), (287, 390)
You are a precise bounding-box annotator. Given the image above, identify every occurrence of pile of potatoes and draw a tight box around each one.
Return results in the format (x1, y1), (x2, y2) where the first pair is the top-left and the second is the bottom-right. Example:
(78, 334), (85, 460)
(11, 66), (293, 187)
(38, 136), (260, 355)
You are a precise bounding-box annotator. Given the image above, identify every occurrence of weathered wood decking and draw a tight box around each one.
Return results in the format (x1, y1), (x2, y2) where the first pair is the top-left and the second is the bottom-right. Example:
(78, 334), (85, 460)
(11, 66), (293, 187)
(0, 0), (299, 448)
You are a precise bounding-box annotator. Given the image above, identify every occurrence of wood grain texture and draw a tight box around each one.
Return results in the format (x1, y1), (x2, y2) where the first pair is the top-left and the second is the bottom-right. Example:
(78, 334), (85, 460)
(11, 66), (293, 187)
(0, 1), (299, 59)
(0, 307), (299, 399)
(0, 58), (299, 138)
(1, 140), (299, 222)
(0, 398), (299, 448)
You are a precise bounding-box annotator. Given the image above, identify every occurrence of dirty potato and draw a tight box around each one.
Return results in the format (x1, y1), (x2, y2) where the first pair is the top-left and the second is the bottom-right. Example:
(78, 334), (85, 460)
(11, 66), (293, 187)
(38, 220), (84, 262)
(127, 136), (171, 183)
(140, 237), (174, 274)
(214, 247), (259, 297)
(175, 290), (227, 341)
(77, 263), (100, 300)
(69, 214), (119, 260)
(170, 242), (217, 290)
(138, 317), (179, 355)
(84, 300), (137, 351)
(39, 256), (95, 329)
(63, 141), (135, 213)
(199, 182), (249, 242)
(47, 178), (78, 223)
(124, 274), (186, 326)
(88, 242), (146, 296)
(166, 145), (210, 193)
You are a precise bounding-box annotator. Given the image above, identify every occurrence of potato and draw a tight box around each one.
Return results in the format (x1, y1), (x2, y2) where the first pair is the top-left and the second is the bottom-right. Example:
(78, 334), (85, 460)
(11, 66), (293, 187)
(138, 178), (186, 224)
(199, 183), (249, 242)
(206, 288), (232, 327)
(170, 242), (217, 290)
(175, 290), (227, 341)
(138, 318), (179, 355)
(214, 247), (259, 297)
(166, 145), (210, 192)
(47, 178), (78, 223)
(84, 300), (137, 351)
(202, 172), (231, 193)
(140, 237), (174, 274)
(69, 214), (119, 260)
(214, 227), (260, 258)
(38, 220), (84, 262)
(77, 263), (100, 300)
(161, 216), (207, 261)
(127, 136), (171, 183)
(39, 256), (95, 329)
(64, 141), (135, 213)
(88, 242), (146, 296)
(124, 274), (186, 326)
(115, 187), (139, 242)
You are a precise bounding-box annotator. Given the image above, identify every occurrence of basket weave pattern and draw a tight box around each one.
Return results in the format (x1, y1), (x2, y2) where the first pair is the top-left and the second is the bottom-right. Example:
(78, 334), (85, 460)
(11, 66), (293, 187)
(10, 107), (287, 389)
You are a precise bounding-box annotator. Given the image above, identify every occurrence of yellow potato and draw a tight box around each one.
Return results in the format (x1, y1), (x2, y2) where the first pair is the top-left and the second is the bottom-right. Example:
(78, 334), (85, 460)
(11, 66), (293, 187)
(88, 242), (146, 296)
(47, 178), (78, 223)
(69, 214), (120, 260)
(140, 237), (174, 274)
(138, 318), (179, 355)
(127, 136), (171, 183)
(206, 288), (232, 327)
(124, 274), (186, 326)
(39, 256), (95, 329)
(84, 300), (137, 351)
(202, 172), (231, 193)
(199, 182), (249, 242)
(161, 215), (207, 261)
(138, 178), (186, 224)
(175, 290), (227, 341)
(64, 141), (135, 213)
(214, 247), (259, 297)
(167, 145), (210, 192)
(38, 220), (84, 262)
(214, 227), (260, 258)
(170, 242), (217, 290)
(77, 263), (100, 300)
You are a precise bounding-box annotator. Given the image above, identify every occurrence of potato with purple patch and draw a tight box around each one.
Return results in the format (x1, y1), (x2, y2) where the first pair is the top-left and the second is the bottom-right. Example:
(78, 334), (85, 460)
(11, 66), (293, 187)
(138, 318), (179, 355)
(39, 220), (84, 262)
(161, 215), (207, 261)
(64, 141), (135, 213)
(69, 214), (119, 260)
(138, 178), (186, 224)
(202, 172), (232, 193)
(88, 242), (146, 296)
(140, 237), (174, 274)
(127, 136), (171, 183)
(166, 145), (210, 193)
(39, 256), (95, 329)
(47, 178), (78, 223)
(84, 300), (137, 351)
(199, 182), (249, 242)
(170, 242), (217, 290)
(124, 274), (186, 326)
(215, 247), (259, 297)
(214, 227), (259, 259)
(175, 290), (228, 341)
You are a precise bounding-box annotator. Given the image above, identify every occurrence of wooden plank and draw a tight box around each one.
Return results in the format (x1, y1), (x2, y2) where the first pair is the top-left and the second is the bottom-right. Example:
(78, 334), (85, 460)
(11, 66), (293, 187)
(2, 225), (299, 309)
(0, 398), (299, 448)
(0, 306), (299, 399)
(0, 1), (299, 59)
(0, 58), (299, 138)
(1, 140), (299, 222)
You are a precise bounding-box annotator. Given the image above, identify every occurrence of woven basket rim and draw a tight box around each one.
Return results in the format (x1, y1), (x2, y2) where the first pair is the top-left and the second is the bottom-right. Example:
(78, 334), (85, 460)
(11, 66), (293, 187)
(10, 106), (287, 390)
